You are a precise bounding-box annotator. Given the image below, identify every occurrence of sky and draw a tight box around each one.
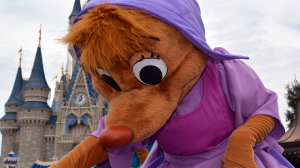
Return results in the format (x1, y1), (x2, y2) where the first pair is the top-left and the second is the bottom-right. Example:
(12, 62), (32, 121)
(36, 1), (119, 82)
(0, 0), (300, 155)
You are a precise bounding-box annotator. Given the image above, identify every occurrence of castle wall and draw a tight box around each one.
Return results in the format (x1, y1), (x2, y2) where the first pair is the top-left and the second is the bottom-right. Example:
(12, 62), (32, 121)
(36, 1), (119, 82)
(14, 131), (20, 155)
(0, 118), (19, 165)
(18, 126), (46, 168)
(5, 104), (21, 112)
(23, 87), (50, 102)
(1, 134), (15, 165)
(45, 139), (55, 161)
(18, 108), (51, 121)
(1, 119), (18, 128)
(56, 138), (65, 160)
(45, 125), (55, 161)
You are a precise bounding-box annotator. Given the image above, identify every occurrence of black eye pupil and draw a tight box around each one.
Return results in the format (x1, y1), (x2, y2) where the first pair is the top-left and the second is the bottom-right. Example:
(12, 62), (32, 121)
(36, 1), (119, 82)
(139, 65), (163, 85)
(101, 75), (122, 91)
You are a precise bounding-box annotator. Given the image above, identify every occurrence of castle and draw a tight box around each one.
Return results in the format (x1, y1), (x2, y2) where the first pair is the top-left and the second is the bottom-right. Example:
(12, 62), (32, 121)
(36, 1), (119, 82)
(0, 0), (108, 167)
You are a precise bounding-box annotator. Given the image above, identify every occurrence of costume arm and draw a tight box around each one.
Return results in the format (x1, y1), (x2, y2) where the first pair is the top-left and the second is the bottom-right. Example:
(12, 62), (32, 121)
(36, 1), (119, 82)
(135, 148), (149, 164)
(50, 135), (108, 168)
(214, 48), (285, 168)
(220, 115), (276, 168)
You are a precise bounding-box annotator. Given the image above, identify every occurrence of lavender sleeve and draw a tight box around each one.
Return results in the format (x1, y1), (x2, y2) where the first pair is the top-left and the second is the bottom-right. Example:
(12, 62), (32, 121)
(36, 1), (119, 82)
(216, 57), (285, 152)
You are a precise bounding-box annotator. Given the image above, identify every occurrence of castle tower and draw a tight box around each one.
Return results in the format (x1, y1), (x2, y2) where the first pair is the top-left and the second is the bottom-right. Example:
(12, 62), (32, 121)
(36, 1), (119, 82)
(0, 58), (24, 165)
(53, 59), (107, 159)
(51, 67), (68, 160)
(17, 32), (52, 168)
(68, 0), (81, 71)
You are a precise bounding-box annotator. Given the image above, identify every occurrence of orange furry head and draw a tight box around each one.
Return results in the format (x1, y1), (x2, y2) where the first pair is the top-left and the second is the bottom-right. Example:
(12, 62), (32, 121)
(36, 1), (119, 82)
(63, 2), (208, 147)
(62, 3), (159, 73)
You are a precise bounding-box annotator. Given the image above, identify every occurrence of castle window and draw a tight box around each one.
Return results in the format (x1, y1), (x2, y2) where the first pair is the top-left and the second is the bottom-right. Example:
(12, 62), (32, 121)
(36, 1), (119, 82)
(4, 120), (6, 122)
(31, 88), (34, 90)
(28, 109), (31, 112)
(15, 105), (18, 107)
(14, 120), (17, 122)
(41, 110), (43, 113)
(7, 105), (10, 107)
(41, 89), (43, 91)
(50, 126), (54, 130)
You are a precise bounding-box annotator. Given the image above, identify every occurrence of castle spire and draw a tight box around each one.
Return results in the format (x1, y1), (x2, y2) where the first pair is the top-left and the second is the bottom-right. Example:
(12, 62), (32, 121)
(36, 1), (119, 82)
(24, 29), (49, 89)
(69, 0), (82, 18)
(5, 64), (23, 105)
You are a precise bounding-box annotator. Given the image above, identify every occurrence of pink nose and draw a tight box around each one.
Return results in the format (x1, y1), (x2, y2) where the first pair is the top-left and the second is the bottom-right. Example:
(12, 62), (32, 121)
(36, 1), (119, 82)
(99, 126), (133, 149)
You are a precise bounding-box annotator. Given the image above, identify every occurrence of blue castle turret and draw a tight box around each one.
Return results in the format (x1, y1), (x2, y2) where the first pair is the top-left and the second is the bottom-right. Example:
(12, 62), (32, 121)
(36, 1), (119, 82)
(69, 0), (81, 18)
(2, 56), (25, 119)
(20, 31), (51, 110)
(17, 30), (53, 168)
(1, 56), (23, 164)
(5, 67), (24, 106)
(24, 47), (49, 89)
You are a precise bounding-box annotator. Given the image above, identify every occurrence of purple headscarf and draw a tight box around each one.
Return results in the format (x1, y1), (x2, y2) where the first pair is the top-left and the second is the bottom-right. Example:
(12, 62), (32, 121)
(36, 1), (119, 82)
(73, 0), (249, 61)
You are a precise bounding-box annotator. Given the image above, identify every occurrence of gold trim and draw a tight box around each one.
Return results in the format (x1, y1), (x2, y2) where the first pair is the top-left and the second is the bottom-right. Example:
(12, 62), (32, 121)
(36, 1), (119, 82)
(38, 24), (42, 47)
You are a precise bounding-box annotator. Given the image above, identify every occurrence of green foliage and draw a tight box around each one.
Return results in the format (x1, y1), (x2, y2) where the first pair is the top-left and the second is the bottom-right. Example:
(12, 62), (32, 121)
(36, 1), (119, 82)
(285, 78), (300, 129)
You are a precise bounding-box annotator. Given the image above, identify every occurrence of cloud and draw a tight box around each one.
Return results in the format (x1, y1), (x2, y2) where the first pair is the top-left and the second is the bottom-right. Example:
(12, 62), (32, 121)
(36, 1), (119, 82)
(197, 0), (300, 129)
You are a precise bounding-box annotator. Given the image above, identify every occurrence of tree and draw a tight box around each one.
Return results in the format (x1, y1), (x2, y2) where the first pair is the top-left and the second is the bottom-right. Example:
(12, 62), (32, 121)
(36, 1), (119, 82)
(285, 78), (300, 129)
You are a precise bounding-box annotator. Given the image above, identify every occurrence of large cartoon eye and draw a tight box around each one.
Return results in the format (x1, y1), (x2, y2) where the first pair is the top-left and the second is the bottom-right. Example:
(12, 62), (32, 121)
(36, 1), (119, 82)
(132, 58), (168, 85)
(98, 68), (122, 91)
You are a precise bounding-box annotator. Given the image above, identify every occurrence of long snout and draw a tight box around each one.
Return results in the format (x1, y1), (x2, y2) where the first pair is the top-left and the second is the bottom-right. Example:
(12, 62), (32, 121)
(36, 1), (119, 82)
(100, 87), (180, 148)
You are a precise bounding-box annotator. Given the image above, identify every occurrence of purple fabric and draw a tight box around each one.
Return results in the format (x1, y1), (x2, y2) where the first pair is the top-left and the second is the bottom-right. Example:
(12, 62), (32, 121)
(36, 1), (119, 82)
(157, 138), (229, 168)
(269, 148), (294, 168)
(145, 153), (167, 168)
(96, 160), (110, 168)
(173, 77), (203, 116)
(154, 59), (235, 156)
(72, 0), (249, 62)
(143, 141), (161, 167)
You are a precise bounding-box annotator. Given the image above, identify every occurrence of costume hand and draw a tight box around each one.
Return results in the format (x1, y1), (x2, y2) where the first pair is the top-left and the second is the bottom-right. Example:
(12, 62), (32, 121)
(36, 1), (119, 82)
(220, 115), (276, 168)
(50, 136), (108, 168)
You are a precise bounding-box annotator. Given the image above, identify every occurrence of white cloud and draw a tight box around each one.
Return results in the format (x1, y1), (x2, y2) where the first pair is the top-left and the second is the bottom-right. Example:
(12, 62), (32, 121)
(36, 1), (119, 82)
(197, 0), (300, 129)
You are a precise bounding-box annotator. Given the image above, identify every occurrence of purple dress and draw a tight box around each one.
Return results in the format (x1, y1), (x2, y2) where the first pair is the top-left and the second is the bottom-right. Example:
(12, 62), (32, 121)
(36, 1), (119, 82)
(153, 58), (235, 157)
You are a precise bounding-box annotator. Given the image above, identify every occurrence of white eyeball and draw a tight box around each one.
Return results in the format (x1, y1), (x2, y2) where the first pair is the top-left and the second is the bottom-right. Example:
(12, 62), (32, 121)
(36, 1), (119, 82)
(132, 58), (168, 85)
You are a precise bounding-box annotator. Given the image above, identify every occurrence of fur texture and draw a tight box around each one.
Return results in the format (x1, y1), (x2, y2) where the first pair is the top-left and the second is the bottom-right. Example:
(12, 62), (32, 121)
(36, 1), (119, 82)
(62, 3), (158, 73)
